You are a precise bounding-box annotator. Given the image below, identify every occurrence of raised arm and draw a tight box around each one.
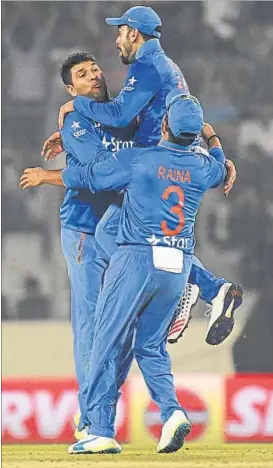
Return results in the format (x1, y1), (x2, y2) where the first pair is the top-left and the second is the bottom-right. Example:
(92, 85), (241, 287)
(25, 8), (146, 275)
(59, 64), (163, 129)
(202, 122), (236, 195)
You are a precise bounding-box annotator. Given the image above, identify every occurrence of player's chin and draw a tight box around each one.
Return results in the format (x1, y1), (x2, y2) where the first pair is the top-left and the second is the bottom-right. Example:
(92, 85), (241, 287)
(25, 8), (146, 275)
(92, 88), (107, 102)
(120, 55), (130, 65)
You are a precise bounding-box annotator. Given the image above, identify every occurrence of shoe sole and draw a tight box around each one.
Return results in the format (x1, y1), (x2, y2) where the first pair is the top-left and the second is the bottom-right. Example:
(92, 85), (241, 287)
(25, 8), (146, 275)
(168, 291), (199, 344)
(158, 422), (191, 454)
(70, 448), (121, 455)
(206, 284), (243, 346)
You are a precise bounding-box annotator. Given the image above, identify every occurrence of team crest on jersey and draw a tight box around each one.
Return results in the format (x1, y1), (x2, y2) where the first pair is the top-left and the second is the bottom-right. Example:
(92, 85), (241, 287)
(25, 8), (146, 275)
(124, 76), (137, 92)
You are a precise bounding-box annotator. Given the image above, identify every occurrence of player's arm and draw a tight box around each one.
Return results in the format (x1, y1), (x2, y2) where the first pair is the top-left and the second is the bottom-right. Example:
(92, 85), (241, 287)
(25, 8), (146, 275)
(41, 115), (102, 163)
(224, 159), (236, 196)
(204, 157), (227, 190)
(62, 114), (109, 164)
(21, 124), (130, 191)
(202, 122), (236, 195)
(58, 64), (163, 129)
(202, 123), (225, 163)
(20, 168), (64, 189)
(42, 113), (117, 163)
(62, 148), (136, 192)
(20, 146), (116, 190)
(41, 131), (64, 162)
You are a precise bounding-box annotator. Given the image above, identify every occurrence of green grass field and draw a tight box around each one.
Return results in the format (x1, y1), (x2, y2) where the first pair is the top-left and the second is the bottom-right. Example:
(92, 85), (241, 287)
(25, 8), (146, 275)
(2, 444), (273, 468)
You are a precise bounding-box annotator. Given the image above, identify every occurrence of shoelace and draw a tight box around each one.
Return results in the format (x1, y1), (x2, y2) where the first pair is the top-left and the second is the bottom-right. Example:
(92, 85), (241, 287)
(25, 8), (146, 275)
(204, 305), (212, 317)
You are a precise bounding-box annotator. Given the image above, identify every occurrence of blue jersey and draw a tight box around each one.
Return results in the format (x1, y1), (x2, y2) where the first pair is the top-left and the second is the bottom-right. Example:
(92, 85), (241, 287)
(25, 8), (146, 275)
(60, 111), (135, 233)
(73, 39), (189, 147)
(62, 142), (226, 254)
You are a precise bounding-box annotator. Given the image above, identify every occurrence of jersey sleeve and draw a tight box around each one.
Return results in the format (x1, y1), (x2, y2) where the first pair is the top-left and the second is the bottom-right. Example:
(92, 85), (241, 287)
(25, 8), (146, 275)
(205, 157), (227, 189)
(62, 147), (137, 193)
(61, 113), (106, 165)
(208, 146), (226, 164)
(73, 63), (163, 128)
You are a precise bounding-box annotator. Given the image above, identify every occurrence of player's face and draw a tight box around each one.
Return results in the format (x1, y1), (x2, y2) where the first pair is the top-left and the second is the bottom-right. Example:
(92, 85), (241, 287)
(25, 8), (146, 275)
(68, 61), (108, 101)
(116, 25), (135, 64)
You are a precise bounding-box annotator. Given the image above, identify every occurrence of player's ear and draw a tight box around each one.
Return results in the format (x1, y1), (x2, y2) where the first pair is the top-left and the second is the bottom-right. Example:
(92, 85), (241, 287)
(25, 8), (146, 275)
(129, 28), (139, 43)
(161, 114), (168, 136)
(66, 84), (77, 97)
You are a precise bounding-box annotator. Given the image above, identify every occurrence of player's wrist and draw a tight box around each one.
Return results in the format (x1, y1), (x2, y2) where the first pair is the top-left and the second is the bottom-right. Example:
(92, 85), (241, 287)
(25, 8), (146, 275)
(207, 135), (221, 147)
(202, 123), (221, 147)
(40, 169), (50, 184)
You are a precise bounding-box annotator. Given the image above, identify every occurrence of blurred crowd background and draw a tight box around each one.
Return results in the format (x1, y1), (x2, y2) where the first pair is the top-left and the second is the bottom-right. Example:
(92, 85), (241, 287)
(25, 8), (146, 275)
(2, 1), (273, 371)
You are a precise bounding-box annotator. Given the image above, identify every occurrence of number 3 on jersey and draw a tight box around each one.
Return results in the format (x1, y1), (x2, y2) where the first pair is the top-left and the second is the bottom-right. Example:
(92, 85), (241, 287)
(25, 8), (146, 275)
(160, 185), (185, 236)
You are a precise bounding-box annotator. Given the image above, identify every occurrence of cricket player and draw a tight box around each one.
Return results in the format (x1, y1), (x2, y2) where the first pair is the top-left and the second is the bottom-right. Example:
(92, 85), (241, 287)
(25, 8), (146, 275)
(56, 91), (227, 454)
(22, 114), (235, 447)
(39, 52), (136, 438)
(23, 53), (228, 443)
(56, 5), (242, 346)
(23, 91), (227, 453)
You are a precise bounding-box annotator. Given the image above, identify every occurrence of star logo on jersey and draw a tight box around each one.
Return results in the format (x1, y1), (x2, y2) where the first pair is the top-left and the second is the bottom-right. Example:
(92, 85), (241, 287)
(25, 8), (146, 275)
(71, 121), (80, 130)
(128, 76), (137, 86)
(102, 135), (111, 150)
(124, 76), (137, 92)
(93, 121), (101, 128)
(146, 234), (161, 246)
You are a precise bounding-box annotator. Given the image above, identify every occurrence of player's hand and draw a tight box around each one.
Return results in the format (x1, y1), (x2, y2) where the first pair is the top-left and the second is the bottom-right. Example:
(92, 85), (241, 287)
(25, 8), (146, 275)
(224, 159), (236, 196)
(201, 122), (215, 141)
(20, 168), (45, 190)
(58, 100), (74, 129)
(202, 122), (221, 148)
(41, 131), (63, 161)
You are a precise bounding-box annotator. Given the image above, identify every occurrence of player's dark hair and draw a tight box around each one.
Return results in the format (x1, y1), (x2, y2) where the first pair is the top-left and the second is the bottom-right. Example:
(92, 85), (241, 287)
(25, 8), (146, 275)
(126, 25), (162, 42)
(141, 26), (162, 42)
(60, 52), (97, 85)
(168, 130), (197, 146)
(165, 116), (197, 146)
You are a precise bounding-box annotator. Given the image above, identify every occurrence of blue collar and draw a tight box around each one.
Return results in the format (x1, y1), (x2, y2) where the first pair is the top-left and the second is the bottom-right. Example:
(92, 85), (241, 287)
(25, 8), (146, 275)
(136, 39), (163, 60)
(158, 140), (192, 153)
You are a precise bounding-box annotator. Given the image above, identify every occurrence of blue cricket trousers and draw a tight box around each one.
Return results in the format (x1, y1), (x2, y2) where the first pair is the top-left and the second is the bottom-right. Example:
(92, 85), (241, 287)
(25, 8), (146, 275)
(85, 245), (193, 438)
(96, 205), (226, 304)
(189, 256), (226, 304)
(95, 204), (121, 259)
(61, 226), (107, 429)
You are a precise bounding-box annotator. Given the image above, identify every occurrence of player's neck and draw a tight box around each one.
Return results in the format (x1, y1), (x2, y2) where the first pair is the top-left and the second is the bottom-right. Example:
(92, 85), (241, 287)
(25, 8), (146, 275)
(159, 139), (191, 152)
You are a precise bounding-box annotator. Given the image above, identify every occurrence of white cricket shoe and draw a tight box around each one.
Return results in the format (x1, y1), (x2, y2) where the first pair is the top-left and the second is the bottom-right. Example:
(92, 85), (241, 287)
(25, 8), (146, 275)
(68, 434), (122, 454)
(168, 284), (200, 343)
(157, 410), (191, 453)
(206, 282), (243, 345)
(73, 413), (88, 441)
